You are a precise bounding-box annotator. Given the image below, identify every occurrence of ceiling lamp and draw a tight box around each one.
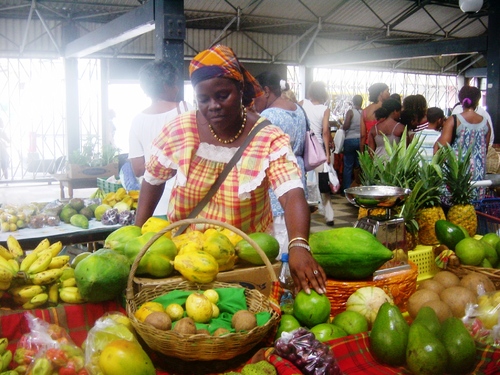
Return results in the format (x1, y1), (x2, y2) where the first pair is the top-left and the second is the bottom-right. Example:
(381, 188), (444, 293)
(459, 0), (483, 13)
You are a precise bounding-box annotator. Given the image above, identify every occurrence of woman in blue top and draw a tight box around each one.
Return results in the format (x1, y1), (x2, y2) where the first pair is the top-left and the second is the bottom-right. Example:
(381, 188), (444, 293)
(254, 71), (307, 255)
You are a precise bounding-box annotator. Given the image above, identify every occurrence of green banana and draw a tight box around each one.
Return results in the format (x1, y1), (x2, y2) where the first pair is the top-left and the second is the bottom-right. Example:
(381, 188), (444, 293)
(0, 339), (8, 355)
(1, 350), (12, 371)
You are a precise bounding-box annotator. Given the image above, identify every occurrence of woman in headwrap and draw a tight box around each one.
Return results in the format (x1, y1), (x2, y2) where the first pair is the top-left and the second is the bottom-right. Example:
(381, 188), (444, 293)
(135, 45), (326, 295)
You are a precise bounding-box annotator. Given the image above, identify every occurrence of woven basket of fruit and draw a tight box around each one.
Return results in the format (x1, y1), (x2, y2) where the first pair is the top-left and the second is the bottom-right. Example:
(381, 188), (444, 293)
(125, 218), (281, 361)
(447, 265), (500, 290)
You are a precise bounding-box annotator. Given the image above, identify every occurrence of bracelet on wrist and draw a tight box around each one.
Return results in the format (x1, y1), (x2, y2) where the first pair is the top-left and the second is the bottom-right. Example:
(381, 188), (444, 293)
(288, 236), (309, 247)
(288, 242), (311, 253)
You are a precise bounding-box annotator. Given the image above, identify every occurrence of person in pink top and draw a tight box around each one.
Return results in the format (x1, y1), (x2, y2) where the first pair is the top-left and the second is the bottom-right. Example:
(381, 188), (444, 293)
(360, 83), (390, 152)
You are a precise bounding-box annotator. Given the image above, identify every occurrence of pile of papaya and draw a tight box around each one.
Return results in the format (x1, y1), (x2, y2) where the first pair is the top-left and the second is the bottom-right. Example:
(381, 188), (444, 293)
(103, 217), (280, 281)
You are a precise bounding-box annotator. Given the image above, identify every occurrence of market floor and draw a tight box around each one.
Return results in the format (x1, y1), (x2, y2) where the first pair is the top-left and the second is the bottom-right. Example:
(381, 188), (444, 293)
(0, 181), (359, 231)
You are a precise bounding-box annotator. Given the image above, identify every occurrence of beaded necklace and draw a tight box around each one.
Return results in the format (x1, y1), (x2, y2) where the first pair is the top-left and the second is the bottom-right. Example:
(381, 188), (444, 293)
(208, 107), (247, 144)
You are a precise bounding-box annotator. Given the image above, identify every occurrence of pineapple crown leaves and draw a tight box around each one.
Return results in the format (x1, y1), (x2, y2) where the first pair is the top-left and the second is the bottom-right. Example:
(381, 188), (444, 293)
(398, 180), (425, 235)
(441, 143), (475, 204)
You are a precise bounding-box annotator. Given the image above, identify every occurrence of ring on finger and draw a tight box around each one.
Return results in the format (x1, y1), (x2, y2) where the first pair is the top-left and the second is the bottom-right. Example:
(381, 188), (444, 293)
(313, 270), (319, 275)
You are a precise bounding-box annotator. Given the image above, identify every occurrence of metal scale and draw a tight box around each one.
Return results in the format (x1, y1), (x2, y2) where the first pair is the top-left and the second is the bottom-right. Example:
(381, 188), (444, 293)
(344, 186), (412, 275)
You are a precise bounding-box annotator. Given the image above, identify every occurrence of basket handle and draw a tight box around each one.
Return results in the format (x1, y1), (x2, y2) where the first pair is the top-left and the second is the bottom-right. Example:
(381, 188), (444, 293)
(125, 218), (278, 301)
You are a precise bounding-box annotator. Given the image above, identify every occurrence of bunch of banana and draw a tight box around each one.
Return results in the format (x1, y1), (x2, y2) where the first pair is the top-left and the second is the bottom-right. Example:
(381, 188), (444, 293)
(9, 285), (48, 309)
(0, 251), (18, 292)
(0, 338), (13, 373)
(58, 286), (86, 304)
(89, 188), (106, 199)
(6, 236), (23, 259)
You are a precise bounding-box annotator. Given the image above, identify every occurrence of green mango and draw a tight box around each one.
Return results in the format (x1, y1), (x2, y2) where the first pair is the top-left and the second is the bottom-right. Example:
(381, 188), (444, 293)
(69, 213), (89, 229)
(413, 306), (441, 337)
(406, 323), (448, 375)
(439, 317), (477, 374)
(123, 232), (177, 277)
(369, 302), (409, 366)
(235, 232), (279, 265)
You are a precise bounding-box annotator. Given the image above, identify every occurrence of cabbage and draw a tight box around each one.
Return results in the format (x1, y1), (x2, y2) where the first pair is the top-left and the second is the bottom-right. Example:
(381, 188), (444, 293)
(345, 286), (393, 326)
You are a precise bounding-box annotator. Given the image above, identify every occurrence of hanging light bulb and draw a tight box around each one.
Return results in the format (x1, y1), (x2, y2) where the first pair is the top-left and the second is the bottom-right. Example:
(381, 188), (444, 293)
(459, 0), (483, 13)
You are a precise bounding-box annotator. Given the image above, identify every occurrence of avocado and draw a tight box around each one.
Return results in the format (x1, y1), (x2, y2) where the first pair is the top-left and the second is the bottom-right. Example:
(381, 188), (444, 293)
(412, 306), (441, 337)
(79, 206), (94, 220)
(439, 317), (477, 374)
(69, 197), (85, 212)
(369, 302), (409, 366)
(406, 323), (448, 375)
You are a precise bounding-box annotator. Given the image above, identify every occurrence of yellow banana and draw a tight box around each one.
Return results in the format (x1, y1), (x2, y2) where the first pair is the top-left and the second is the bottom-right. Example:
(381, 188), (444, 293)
(60, 277), (76, 288)
(30, 268), (63, 285)
(0, 256), (16, 275)
(22, 292), (48, 309)
(6, 236), (23, 258)
(8, 259), (19, 273)
(48, 283), (59, 306)
(47, 255), (70, 269)
(12, 295), (31, 306)
(27, 252), (52, 274)
(0, 245), (14, 261)
(32, 238), (50, 255)
(19, 252), (38, 272)
(0, 268), (13, 283)
(59, 286), (86, 304)
(37, 241), (62, 258)
(13, 285), (44, 299)
(1, 349), (12, 371)
(0, 338), (8, 355)
(0, 281), (11, 291)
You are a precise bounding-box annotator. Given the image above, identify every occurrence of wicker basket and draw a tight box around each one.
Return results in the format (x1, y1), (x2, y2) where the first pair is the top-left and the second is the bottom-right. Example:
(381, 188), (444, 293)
(325, 261), (418, 316)
(447, 265), (500, 290)
(125, 218), (281, 362)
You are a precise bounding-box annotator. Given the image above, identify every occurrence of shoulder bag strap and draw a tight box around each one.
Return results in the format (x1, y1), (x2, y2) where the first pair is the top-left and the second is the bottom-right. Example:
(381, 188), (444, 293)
(451, 114), (457, 145)
(174, 118), (271, 236)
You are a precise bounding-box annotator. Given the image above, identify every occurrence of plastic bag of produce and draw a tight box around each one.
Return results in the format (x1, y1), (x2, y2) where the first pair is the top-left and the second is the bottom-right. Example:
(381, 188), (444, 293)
(274, 327), (343, 375)
(463, 289), (500, 347)
(13, 312), (87, 374)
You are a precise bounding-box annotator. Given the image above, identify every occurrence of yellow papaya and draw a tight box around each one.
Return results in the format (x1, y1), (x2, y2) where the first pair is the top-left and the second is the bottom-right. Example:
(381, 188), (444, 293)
(202, 231), (236, 271)
(219, 228), (243, 247)
(172, 230), (205, 250)
(178, 242), (203, 255)
(141, 217), (172, 238)
(173, 250), (219, 283)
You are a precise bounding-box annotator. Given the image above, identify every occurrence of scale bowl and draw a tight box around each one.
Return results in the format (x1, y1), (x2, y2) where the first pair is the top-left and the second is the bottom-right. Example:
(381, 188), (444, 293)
(345, 185), (411, 208)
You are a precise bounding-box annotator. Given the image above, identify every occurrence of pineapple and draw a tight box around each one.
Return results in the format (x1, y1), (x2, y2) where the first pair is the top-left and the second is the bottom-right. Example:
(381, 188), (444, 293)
(442, 145), (478, 236)
(414, 157), (446, 246)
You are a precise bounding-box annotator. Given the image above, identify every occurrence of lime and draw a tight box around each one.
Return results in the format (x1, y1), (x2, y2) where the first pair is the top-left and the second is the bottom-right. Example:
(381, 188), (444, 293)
(481, 233), (500, 250)
(165, 303), (184, 321)
(70, 251), (92, 269)
(276, 314), (301, 339)
(310, 323), (347, 342)
(482, 242), (498, 267)
(331, 310), (369, 335)
(455, 237), (486, 266)
(293, 290), (331, 328)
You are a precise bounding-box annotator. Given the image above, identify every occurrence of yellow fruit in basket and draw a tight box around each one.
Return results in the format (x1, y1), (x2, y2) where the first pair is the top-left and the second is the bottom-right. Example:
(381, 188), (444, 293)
(141, 217), (172, 238)
(203, 289), (219, 304)
(165, 303), (184, 321)
(134, 301), (165, 322)
(202, 231), (236, 271)
(211, 303), (220, 319)
(185, 292), (213, 323)
(219, 228), (243, 246)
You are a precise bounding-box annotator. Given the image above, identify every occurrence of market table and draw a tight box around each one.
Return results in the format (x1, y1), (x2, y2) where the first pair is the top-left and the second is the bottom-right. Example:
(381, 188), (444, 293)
(0, 220), (119, 250)
(51, 174), (98, 199)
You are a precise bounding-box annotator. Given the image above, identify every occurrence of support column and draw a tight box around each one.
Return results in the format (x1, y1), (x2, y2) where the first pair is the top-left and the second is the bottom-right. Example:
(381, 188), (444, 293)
(154, 0), (185, 100)
(486, 0), (500, 144)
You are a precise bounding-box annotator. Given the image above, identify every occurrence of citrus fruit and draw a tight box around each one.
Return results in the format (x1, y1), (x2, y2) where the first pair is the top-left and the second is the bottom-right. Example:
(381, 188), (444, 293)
(203, 289), (219, 304)
(165, 303), (184, 321)
(211, 303), (220, 318)
(293, 290), (331, 328)
(482, 242), (498, 267)
(310, 323), (347, 342)
(185, 292), (213, 323)
(481, 233), (500, 251)
(331, 310), (369, 335)
(276, 314), (301, 339)
(454, 237), (486, 266)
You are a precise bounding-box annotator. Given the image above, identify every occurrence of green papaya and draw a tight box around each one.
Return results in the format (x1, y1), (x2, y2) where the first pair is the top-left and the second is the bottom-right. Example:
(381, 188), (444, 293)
(435, 220), (466, 250)
(310, 227), (393, 280)
(369, 302), (409, 366)
(235, 232), (280, 265)
(104, 225), (143, 254)
(123, 232), (177, 277)
(439, 317), (477, 374)
(74, 248), (130, 302)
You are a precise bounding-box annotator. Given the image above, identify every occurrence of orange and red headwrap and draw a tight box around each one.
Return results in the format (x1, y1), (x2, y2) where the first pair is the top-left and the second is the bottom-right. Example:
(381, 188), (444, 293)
(189, 45), (264, 106)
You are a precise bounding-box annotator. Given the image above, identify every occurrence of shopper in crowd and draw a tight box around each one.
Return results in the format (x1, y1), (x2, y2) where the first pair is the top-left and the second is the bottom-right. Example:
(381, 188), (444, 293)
(360, 83), (390, 152)
(418, 107), (444, 162)
(281, 87), (298, 103)
(367, 98), (406, 159)
(341, 95), (363, 191)
(390, 93), (402, 103)
(134, 45), (326, 295)
(435, 85), (491, 200)
(402, 94), (428, 133)
(128, 60), (193, 217)
(0, 118), (10, 179)
(300, 81), (335, 227)
(254, 72), (308, 255)
(451, 96), (495, 146)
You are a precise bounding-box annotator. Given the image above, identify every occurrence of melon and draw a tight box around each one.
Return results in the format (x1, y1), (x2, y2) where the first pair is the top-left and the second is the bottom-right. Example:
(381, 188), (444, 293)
(74, 248), (130, 302)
